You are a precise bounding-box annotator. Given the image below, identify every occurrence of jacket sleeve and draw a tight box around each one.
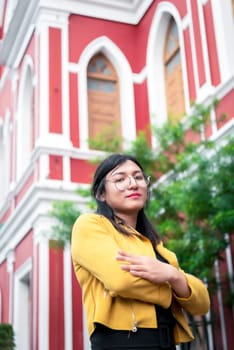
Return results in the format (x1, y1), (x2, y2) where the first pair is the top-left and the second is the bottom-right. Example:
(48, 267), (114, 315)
(71, 213), (172, 308)
(157, 242), (210, 315)
(173, 272), (210, 315)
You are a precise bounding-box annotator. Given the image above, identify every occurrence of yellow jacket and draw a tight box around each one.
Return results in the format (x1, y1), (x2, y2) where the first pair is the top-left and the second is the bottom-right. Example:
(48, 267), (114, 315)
(71, 213), (210, 344)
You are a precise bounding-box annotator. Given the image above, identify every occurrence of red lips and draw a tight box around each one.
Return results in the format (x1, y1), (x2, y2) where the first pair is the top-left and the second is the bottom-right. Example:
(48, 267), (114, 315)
(126, 193), (141, 198)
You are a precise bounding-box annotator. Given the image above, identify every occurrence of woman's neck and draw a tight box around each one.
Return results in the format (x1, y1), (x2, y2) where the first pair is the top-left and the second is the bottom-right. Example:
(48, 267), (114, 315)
(115, 213), (137, 229)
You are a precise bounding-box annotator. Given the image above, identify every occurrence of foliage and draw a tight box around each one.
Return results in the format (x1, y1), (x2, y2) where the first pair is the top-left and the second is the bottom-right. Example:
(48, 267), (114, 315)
(50, 201), (81, 243)
(0, 323), (16, 350)
(147, 137), (233, 282)
(88, 123), (122, 152)
(50, 101), (234, 294)
(127, 103), (233, 285)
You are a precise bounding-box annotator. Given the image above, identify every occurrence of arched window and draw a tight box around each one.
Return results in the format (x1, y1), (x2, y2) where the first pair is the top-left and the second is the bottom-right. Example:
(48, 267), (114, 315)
(0, 120), (4, 201)
(17, 64), (34, 178)
(0, 114), (10, 202)
(87, 53), (121, 146)
(164, 18), (185, 122)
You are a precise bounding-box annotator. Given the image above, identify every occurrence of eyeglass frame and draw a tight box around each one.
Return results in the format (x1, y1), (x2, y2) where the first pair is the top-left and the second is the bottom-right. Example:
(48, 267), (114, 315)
(105, 172), (151, 191)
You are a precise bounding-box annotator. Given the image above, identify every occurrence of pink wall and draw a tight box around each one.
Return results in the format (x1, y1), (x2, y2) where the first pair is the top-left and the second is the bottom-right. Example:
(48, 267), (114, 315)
(49, 155), (63, 180)
(203, 1), (220, 86)
(49, 28), (62, 134)
(0, 261), (9, 322)
(69, 73), (80, 148)
(14, 231), (33, 269)
(70, 159), (96, 184)
(49, 245), (65, 350)
(190, 0), (206, 87)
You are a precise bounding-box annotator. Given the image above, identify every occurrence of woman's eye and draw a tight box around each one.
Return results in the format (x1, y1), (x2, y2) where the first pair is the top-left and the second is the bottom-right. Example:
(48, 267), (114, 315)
(135, 175), (144, 181)
(115, 177), (125, 183)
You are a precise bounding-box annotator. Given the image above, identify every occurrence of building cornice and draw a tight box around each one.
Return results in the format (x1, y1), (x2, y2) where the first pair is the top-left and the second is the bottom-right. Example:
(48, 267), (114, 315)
(0, 0), (153, 68)
(42, 0), (154, 24)
(0, 0), (38, 68)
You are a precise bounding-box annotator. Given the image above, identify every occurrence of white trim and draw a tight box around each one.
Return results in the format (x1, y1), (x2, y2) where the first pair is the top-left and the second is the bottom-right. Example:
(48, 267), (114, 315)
(68, 62), (80, 74)
(147, 6), (169, 130)
(35, 20), (50, 182)
(186, 0), (199, 95)
(147, 2), (190, 133)
(7, 250), (15, 323)
(132, 67), (147, 84)
(0, 0), (37, 68)
(78, 36), (136, 150)
(64, 243), (73, 350)
(209, 107), (217, 135)
(0, 143), (105, 229)
(39, 0), (153, 25)
(83, 305), (91, 350)
(0, 174), (87, 264)
(32, 232), (38, 350)
(200, 0), (209, 4)
(14, 25), (35, 69)
(210, 0), (234, 83)
(38, 235), (49, 350)
(63, 155), (71, 183)
(214, 260), (228, 350)
(181, 13), (190, 29)
(38, 22), (49, 148)
(197, 0), (212, 88)
(206, 308), (214, 350)
(13, 257), (32, 350)
(16, 55), (34, 180)
(0, 109), (11, 202)
(0, 67), (10, 92)
(0, 0), (4, 27)
(225, 234), (234, 318)
(61, 14), (70, 144)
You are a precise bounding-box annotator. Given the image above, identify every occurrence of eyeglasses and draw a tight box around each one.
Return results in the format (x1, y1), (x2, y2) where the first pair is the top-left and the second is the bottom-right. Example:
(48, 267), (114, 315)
(105, 172), (150, 191)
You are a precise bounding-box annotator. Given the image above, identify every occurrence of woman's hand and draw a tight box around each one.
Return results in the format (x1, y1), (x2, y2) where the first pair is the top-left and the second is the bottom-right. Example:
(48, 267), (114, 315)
(116, 250), (191, 298)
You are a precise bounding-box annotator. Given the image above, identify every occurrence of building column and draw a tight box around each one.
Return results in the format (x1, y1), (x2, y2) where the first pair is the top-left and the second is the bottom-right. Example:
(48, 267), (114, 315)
(34, 217), (50, 350)
(7, 250), (15, 323)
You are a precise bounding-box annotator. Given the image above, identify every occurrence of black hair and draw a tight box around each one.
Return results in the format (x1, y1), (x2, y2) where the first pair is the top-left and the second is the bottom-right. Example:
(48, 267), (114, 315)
(91, 153), (161, 246)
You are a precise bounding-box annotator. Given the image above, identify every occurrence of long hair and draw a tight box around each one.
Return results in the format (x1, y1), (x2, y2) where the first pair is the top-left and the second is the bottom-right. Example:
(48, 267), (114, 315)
(91, 153), (161, 246)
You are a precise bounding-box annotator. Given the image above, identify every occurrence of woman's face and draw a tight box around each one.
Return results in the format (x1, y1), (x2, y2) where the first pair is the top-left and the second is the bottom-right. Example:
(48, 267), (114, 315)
(100, 160), (149, 216)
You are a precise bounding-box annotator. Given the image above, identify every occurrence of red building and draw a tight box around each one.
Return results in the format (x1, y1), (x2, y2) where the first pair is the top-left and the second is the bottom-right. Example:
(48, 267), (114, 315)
(0, 1), (233, 349)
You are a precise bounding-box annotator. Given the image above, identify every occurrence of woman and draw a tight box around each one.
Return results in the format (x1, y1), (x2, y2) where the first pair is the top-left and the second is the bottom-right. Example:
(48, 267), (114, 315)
(71, 154), (210, 350)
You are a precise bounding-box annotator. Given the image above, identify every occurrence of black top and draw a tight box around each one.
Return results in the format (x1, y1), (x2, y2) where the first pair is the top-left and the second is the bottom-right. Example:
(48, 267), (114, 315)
(155, 250), (176, 328)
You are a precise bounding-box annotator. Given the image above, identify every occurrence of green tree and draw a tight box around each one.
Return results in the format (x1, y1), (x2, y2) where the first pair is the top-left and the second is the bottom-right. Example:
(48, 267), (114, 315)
(0, 324), (16, 350)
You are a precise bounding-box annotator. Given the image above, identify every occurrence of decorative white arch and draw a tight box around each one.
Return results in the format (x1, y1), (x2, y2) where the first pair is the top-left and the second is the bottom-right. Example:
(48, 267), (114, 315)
(4, 111), (11, 191)
(78, 36), (136, 149)
(146, 2), (190, 133)
(211, 0), (234, 83)
(16, 55), (34, 179)
(13, 258), (32, 350)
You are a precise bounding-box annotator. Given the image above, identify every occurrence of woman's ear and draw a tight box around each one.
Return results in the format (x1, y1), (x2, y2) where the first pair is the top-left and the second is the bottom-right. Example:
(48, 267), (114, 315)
(99, 193), (106, 202)
(96, 191), (106, 202)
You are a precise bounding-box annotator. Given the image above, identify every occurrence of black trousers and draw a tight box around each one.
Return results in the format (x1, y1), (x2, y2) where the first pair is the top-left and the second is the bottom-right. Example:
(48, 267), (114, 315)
(90, 324), (176, 350)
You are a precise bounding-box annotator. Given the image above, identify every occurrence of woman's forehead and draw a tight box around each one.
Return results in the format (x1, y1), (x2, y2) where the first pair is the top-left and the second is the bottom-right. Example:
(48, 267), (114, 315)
(109, 160), (142, 176)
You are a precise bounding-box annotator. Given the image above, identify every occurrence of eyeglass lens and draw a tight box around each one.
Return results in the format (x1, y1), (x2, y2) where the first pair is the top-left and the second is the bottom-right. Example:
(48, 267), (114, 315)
(114, 174), (149, 191)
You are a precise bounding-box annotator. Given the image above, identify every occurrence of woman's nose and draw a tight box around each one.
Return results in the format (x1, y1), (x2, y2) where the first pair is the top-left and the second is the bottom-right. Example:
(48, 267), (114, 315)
(128, 176), (138, 188)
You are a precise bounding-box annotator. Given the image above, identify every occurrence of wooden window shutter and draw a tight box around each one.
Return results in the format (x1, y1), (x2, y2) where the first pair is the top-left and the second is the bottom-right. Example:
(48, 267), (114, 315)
(87, 53), (121, 147)
(164, 18), (185, 122)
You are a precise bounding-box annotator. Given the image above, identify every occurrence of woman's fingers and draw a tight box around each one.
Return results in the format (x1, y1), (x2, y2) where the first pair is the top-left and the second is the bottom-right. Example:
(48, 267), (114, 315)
(116, 250), (173, 283)
(116, 250), (139, 263)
